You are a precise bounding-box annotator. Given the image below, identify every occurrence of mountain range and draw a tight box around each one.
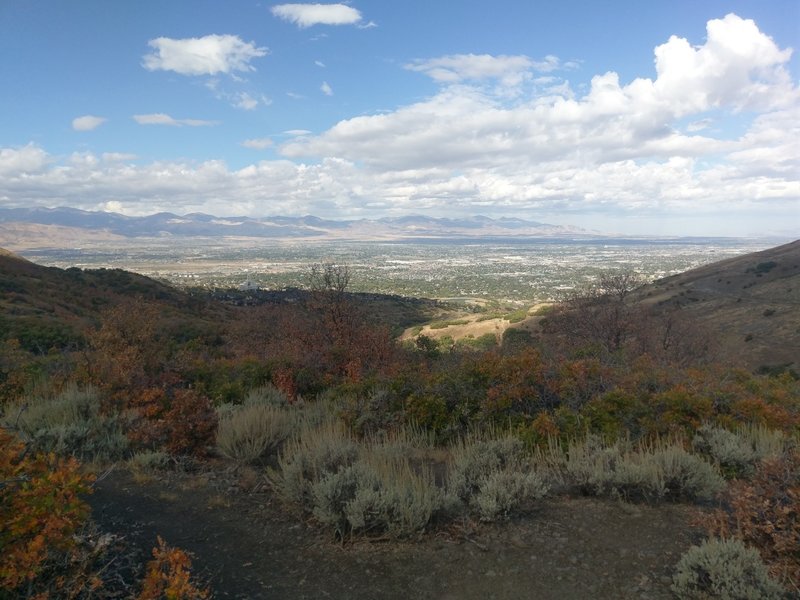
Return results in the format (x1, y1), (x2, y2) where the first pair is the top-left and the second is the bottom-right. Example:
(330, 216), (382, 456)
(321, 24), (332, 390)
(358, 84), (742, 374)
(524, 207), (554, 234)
(0, 207), (588, 249)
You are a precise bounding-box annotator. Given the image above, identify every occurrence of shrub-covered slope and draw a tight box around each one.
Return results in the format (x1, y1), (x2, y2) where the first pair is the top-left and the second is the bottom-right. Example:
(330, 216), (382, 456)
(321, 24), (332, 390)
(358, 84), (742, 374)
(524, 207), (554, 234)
(638, 239), (800, 370)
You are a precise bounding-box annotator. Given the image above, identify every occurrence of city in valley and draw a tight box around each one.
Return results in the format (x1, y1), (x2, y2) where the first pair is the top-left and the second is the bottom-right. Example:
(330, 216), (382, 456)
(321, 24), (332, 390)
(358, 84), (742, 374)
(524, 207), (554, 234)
(20, 236), (775, 304)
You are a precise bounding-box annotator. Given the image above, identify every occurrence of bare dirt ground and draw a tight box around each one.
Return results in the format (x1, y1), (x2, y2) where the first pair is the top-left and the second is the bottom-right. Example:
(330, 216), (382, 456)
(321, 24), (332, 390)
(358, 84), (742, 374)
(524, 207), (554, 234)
(89, 467), (701, 599)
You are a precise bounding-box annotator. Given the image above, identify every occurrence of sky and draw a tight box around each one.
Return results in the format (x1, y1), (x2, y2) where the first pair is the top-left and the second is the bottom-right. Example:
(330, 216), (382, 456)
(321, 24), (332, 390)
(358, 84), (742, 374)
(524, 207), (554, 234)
(0, 1), (798, 237)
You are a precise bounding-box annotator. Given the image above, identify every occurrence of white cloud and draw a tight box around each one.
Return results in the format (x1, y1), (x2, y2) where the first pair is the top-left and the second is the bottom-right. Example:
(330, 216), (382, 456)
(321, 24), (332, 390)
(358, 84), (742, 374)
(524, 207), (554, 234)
(320, 81), (333, 96)
(142, 34), (267, 76)
(1, 14), (797, 236)
(530, 55), (562, 73)
(271, 3), (363, 28)
(405, 54), (534, 86)
(234, 92), (259, 110)
(102, 153), (137, 162)
(315, 60), (326, 67)
(686, 119), (712, 132)
(0, 143), (48, 175)
(650, 13), (795, 115)
(132, 113), (219, 127)
(72, 115), (107, 131)
(286, 14), (797, 171)
(242, 138), (273, 149)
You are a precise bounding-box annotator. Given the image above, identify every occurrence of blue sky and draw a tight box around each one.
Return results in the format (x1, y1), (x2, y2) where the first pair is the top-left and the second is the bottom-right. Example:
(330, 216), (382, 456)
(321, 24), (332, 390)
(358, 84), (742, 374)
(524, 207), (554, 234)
(0, 1), (798, 236)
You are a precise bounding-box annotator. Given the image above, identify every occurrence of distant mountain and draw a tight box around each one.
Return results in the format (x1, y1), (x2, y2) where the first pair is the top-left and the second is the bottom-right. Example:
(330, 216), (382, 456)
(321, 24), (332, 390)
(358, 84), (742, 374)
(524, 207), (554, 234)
(0, 207), (588, 247)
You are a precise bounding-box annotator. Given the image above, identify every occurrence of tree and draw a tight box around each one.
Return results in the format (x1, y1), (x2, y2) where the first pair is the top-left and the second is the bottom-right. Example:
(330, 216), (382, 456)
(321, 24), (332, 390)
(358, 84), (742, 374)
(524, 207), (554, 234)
(545, 270), (645, 356)
(307, 262), (356, 347)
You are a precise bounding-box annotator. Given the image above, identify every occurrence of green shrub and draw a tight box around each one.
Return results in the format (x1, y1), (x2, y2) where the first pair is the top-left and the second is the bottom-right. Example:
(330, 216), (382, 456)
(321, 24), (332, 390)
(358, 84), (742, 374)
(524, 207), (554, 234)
(429, 319), (469, 330)
(216, 403), (297, 464)
(338, 388), (400, 437)
(271, 420), (443, 539)
(4, 384), (128, 462)
(672, 538), (785, 599)
(128, 450), (171, 472)
(268, 421), (359, 511)
(503, 309), (529, 323)
(243, 384), (290, 407)
(692, 424), (788, 478)
(313, 455), (443, 539)
(565, 436), (724, 502)
(448, 434), (549, 521)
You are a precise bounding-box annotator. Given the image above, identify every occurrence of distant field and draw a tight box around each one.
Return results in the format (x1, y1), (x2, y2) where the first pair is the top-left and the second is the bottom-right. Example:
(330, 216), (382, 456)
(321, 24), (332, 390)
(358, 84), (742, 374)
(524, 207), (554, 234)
(21, 237), (777, 303)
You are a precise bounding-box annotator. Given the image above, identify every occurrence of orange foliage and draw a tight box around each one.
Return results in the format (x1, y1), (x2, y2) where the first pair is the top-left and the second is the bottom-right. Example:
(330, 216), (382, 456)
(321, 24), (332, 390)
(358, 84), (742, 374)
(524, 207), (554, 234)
(138, 536), (209, 600)
(704, 449), (800, 591)
(0, 429), (93, 594)
(127, 386), (217, 456)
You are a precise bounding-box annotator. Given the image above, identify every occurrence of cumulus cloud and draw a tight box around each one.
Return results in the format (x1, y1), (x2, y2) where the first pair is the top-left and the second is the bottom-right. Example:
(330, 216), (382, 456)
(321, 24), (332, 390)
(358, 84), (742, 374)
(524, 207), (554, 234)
(241, 138), (273, 149)
(0, 144), (48, 175)
(1, 14), (797, 236)
(320, 81), (333, 96)
(285, 14), (797, 171)
(72, 115), (107, 131)
(271, 3), (363, 28)
(132, 113), (219, 127)
(143, 34), (267, 76)
(650, 13), (794, 115)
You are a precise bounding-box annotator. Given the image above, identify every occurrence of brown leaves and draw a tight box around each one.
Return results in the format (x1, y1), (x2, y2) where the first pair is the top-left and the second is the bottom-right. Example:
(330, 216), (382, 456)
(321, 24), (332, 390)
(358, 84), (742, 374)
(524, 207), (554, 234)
(704, 449), (800, 590)
(0, 429), (92, 592)
(138, 536), (209, 600)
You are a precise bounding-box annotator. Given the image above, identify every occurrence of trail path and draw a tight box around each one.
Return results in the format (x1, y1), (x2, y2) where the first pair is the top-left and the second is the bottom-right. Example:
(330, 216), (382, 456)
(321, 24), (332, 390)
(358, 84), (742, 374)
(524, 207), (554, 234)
(90, 469), (699, 599)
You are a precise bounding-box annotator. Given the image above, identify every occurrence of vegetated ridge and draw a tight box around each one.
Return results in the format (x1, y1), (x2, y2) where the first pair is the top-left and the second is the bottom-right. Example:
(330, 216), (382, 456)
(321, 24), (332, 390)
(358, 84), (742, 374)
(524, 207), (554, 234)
(634, 239), (800, 371)
(0, 248), (228, 362)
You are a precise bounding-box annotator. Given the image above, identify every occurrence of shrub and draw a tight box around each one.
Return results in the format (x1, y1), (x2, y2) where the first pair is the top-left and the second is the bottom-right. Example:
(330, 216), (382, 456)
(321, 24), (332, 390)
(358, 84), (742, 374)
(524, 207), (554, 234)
(692, 424), (787, 478)
(312, 452), (443, 540)
(564, 436), (725, 502)
(163, 389), (218, 457)
(0, 429), (93, 595)
(137, 536), (209, 600)
(128, 450), (171, 472)
(448, 434), (549, 521)
(503, 308), (529, 323)
(429, 319), (469, 330)
(216, 403), (297, 464)
(243, 384), (290, 407)
(704, 449), (799, 590)
(268, 421), (359, 512)
(4, 384), (128, 462)
(270, 419), (443, 539)
(671, 538), (784, 600)
(127, 387), (218, 457)
(338, 387), (401, 437)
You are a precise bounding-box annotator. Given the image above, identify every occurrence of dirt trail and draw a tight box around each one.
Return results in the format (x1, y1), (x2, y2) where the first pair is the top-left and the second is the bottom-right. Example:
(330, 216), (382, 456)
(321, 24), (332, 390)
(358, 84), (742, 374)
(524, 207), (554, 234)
(89, 469), (700, 599)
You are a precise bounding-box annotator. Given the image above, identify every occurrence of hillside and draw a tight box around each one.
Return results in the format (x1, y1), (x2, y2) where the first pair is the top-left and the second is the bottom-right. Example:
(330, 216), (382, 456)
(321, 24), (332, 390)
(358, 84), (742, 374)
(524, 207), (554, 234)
(636, 239), (800, 371)
(0, 248), (208, 352)
(2, 244), (798, 599)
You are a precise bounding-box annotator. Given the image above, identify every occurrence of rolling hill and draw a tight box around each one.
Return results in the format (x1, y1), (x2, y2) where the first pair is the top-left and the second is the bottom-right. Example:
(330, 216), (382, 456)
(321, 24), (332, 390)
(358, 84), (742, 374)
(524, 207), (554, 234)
(0, 248), (209, 353)
(636, 239), (800, 371)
